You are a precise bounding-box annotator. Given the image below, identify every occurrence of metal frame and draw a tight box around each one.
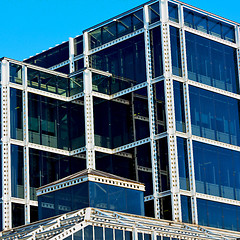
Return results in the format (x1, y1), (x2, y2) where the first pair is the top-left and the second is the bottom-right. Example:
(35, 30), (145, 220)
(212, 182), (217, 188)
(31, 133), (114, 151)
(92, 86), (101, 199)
(22, 65), (30, 224)
(2, 0), (240, 232)
(83, 32), (95, 169)
(144, 4), (161, 219)
(160, 0), (181, 222)
(1, 60), (11, 229)
(1, 207), (239, 240)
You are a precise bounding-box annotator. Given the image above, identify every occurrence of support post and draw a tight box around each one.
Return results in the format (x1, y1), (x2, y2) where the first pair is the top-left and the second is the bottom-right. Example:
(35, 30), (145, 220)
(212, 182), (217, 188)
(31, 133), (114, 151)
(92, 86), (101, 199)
(22, 65), (30, 224)
(160, 0), (181, 222)
(83, 32), (95, 169)
(69, 37), (75, 73)
(1, 60), (11, 229)
(143, 5), (161, 219)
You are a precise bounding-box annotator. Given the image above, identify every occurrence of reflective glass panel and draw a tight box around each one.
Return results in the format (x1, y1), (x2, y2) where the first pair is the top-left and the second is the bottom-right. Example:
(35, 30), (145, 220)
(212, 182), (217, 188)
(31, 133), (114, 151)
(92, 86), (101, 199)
(197, 198), (240, 231)
(177, 138), (189, 190)
(29, 148), (86, 200)
(181, 195), (192, 223)
(193, 141), (240, 200)
(173, 81), (185, 132)
(28, 93), (85, 150)
(12, 203), (24, 228)
(69, 73), (83, 96)
(10, 63), (22, 84)
(168, 2), (178, 22)
(24, 42), (69, 68)
(95, 152), (135, 180)
(94, 97), (133, 148)
(186, 32), (239, 93)
(149, 2), (160, 24)
(151, 27), (163, 78)
(74, 35), (83, 56)
(189, 86), (240, 146)
(157, 138), (170, 192)
(90, 34), (146, 93)
(11, 145), (24, 198)
(27, 68), (69, 96)
(153, 81), (166, 134)
(170, 27), (182, 76)
(184, 8), (235, 43)
(10, 88), (23, 140)
(89, 10), (143, 49)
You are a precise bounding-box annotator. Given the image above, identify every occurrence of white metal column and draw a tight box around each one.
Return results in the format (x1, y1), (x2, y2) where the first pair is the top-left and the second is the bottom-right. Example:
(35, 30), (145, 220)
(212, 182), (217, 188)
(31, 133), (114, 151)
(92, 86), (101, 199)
(22, 65), (30, 224)
(143, 5), (161, 219)
(178, 5), (198, 224)
(160, 0), (181, 222)
(236, 26), (240, 98)
(1, 60), (12, 229)
(83, 32), (95, 169)
(69, 37), (75, 73)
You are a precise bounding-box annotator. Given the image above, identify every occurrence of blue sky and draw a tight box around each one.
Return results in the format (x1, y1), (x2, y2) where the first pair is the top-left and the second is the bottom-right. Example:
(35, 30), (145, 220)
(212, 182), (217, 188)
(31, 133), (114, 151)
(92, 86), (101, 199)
(0, 0), (239, 61)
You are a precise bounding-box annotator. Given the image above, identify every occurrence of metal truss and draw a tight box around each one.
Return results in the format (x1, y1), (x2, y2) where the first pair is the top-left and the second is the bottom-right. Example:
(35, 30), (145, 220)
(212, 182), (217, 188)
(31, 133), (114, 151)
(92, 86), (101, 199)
(196, 192), (240, 206)
(1, 207), (239, 240)
(83, 32), (95, 169)
(23, 65), (30, 224)
(144, 4), (161, 219)
(160, 0), (181, 222)
(69, 37), (75, 73)
(192, 135), (240, 152)
(236, 26), (240, 99)
(1, 60), (11, 229)
(113, 137), (151, 153)
(48, 59), (70, 71)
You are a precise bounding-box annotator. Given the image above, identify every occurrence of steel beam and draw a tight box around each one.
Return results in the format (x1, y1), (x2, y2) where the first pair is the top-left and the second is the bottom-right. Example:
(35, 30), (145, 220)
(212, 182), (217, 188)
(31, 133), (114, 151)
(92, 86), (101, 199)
(22, 65), (30, 224)
(1, 60), (11, 229)
(69, 37), (75, 73)
(160, 0), (181, 222)
(144, 4), (160, 219)
(83, 32), (95, 169)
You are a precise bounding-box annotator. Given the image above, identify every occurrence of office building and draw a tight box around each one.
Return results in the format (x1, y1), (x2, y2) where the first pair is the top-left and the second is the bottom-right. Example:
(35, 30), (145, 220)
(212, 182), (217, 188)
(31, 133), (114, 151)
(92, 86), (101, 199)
(1, 0), (240, 237)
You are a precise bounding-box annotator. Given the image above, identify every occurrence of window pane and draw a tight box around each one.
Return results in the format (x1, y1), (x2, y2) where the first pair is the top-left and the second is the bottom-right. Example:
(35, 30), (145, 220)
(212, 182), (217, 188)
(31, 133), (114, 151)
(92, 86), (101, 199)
(11, 145), (24, 198)
(10, 88), (23, 140)
(170, 27), (182, 76)
(181, 195), (192, 223)
(173, 81), (185, 132)
(186, 32), (239, 93)
(177, 138), (189, 190)
(189, 86), (240, 146)
(12, 203), (24, 228)
(10, 63), (22, 84)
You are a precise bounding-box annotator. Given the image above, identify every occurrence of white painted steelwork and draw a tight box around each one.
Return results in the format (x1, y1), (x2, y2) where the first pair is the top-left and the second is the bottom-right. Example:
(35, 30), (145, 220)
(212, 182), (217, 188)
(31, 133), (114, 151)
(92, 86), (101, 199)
(1, 207), (239, 240)
(160, 0), (181, 222)
(144, 4), (161, 219)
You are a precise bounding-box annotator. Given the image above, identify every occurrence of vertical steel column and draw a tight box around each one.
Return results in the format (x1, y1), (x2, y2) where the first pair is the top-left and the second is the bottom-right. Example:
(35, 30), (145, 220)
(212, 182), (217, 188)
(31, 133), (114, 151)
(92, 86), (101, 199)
(83, 32), (95, 169)
(22, 65), (30, 224)
(1, 60), (11, 229)
(160, 0), (181, 221)
(236, 26), (240, 96)
(178, 5), (198, 224)
(69, 37), (75, 73)
(143, 5), (160, 219)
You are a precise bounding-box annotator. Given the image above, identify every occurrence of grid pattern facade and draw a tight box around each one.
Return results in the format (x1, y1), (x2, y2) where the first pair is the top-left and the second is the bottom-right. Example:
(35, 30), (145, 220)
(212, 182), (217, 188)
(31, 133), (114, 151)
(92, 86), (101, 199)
(1, 0), (240, 233)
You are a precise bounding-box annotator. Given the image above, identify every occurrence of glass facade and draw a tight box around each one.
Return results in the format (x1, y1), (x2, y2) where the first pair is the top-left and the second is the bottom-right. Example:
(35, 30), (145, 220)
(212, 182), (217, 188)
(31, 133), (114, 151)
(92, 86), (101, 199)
(1, 0), (240, 235)
(190, 86), (240, 146)
(186, 32), (239, 93)
(38, 181), (144, 220)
